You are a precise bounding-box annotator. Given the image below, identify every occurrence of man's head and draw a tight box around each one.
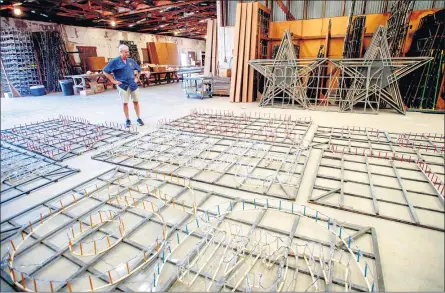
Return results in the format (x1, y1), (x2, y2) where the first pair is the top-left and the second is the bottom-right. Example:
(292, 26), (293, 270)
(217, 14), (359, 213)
(119, 44), (130, 60)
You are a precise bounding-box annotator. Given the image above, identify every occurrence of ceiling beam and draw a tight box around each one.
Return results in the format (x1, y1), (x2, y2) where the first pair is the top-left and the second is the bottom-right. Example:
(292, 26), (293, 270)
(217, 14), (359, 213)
(116, 4), (215, 27)
(140, 18), (210, 32)
(100, 0), (206, 20)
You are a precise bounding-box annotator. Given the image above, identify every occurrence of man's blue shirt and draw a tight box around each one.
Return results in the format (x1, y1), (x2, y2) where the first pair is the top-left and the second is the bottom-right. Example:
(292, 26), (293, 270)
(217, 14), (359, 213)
(103, 57), (141, 91)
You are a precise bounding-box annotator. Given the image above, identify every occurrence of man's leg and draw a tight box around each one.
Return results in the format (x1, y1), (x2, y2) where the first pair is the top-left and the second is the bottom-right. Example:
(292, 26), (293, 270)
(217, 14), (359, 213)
(123, 103), (130, 119)
(118, 87), (131, 126)
(131, 89), (144, 126)
(133, 102), (140, 118)
(131, 88), (141, 118)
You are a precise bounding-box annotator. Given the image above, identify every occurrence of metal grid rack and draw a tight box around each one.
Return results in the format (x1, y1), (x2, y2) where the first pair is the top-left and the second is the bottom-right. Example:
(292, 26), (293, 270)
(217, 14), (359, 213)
(343, 16), (367, 58)
(386, 0), (414, 57)
(1, 116), (138, 161)
(311, 125), (445, 174)
(32, 31), (75, 92)
(399, 9), (445, 110)
(0, 167), (384, 292)
(92, 127), (310, 200)
(0, 29), (41, 96)
(1, 143), (80, 205)
(159, 108), (312, 145)
(308, 150), (444, 231)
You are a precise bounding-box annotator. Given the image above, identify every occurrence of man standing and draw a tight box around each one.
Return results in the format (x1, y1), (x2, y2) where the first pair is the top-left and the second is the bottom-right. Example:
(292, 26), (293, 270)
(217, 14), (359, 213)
(103, 44), (144, 127)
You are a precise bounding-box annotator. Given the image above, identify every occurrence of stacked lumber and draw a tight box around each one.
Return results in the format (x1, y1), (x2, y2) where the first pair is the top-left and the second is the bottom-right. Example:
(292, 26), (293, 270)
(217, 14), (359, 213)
(204, 19), (218, 76)
(213, 77), (230, 96)
(230, 2), (269, 103)
(146, 42), (180, 65)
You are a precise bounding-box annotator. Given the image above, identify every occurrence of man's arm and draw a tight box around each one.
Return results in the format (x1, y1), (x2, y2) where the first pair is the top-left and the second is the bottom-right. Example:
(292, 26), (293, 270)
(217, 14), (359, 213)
(134, 61), (141, 83)
(134, 71), (141, 83)
(103, 72), (122, 85)
(103, 60), (122, 85)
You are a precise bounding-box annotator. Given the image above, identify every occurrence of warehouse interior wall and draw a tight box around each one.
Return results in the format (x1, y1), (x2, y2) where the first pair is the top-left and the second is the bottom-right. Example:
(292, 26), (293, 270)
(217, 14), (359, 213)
(269, 9), (441, 58)
(0, 17), (206, 65)
(215, 2), (441, 65)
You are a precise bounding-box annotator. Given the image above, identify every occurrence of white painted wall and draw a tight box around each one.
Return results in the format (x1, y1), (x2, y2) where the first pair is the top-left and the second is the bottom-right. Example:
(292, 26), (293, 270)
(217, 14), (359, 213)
(63, 25), (206, 63)
(0, 17), (206, 64)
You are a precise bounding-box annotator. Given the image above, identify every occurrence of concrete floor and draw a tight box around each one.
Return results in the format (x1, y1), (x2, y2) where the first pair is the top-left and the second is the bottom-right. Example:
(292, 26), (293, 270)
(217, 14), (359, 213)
(1, 83), (444, 291)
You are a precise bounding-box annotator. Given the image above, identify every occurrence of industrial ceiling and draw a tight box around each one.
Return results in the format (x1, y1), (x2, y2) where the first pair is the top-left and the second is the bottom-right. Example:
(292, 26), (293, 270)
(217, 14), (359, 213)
(0, 0), (216, 39)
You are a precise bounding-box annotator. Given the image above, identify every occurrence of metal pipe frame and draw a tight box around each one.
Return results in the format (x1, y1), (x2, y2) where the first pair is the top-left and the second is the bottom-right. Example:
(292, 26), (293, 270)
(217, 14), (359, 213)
(309, 150), (444, 232)
(1, 167), (384, 292)
(312, 125), (445, 171)
(91, 128), (311, 200)
(1, 115), (138, 161)
(159, 109), (312, 145)
(2, 168), (185, 292)
(0, 143), (80, 205)
(168, 213), (347, 291)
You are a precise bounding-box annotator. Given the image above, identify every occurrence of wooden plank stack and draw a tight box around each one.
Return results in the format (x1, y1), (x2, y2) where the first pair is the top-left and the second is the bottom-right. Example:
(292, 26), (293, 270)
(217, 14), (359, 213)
(146, 42), (180, 65)
(204, 19), (218, 76)
(230, 2), (269, 103)
(213, 77), (230, 96)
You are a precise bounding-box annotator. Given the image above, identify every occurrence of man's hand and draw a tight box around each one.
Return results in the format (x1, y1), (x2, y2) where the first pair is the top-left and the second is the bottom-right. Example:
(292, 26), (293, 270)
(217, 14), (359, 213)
(134, 77), (140, 83)
(113, 80), (122, 85)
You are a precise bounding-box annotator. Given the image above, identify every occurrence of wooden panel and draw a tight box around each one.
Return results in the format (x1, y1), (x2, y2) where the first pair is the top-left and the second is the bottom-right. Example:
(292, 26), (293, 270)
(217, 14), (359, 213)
(229, 3), (242, 102)
(248, 2), (260, 103)
(155, 43), (167, 64)
(204, 19), (213, 75)
(146, 42), (180, 65)
(242, 3), (253, 103)
(141, 48), (149, 63)
(166, 43), (179, 65)
(235, 3), (247, 103)
(86, 57), (107, 71)
(147, 42), (157, 64)
(77, 46), (97, 71)
(211, 19), (218, 74)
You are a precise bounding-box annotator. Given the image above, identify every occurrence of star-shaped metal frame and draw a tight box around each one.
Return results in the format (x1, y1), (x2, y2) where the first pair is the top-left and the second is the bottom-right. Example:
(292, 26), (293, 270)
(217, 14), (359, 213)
(249, 26), (431, 114)
(249, 31), (326, 108)
(333, 26), (432, 114)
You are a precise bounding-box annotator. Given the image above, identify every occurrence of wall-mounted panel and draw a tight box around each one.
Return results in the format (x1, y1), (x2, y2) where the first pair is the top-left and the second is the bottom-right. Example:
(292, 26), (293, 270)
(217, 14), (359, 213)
(307, 0), (323, 19)
(273, 1), (287, 21)
(325, 0), (344, 17)
(365, 0), (384, 14)
(290, 0), (305, 19)
(227, 0), (238, 26)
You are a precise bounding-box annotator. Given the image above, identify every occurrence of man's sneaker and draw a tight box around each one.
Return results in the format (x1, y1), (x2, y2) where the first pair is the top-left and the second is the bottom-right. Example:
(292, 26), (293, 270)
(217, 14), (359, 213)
(136, 118), (144, 126)
(125, 119), (131, 128)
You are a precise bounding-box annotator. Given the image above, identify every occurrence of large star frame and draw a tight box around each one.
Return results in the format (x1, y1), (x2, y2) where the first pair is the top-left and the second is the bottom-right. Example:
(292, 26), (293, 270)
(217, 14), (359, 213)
(249, 27), (431, 114)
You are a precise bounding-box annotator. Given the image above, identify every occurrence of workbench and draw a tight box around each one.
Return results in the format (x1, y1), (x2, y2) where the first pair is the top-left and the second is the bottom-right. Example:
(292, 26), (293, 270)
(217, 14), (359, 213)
(64, 73), (108, 91)
(140, 71), (179, 87)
